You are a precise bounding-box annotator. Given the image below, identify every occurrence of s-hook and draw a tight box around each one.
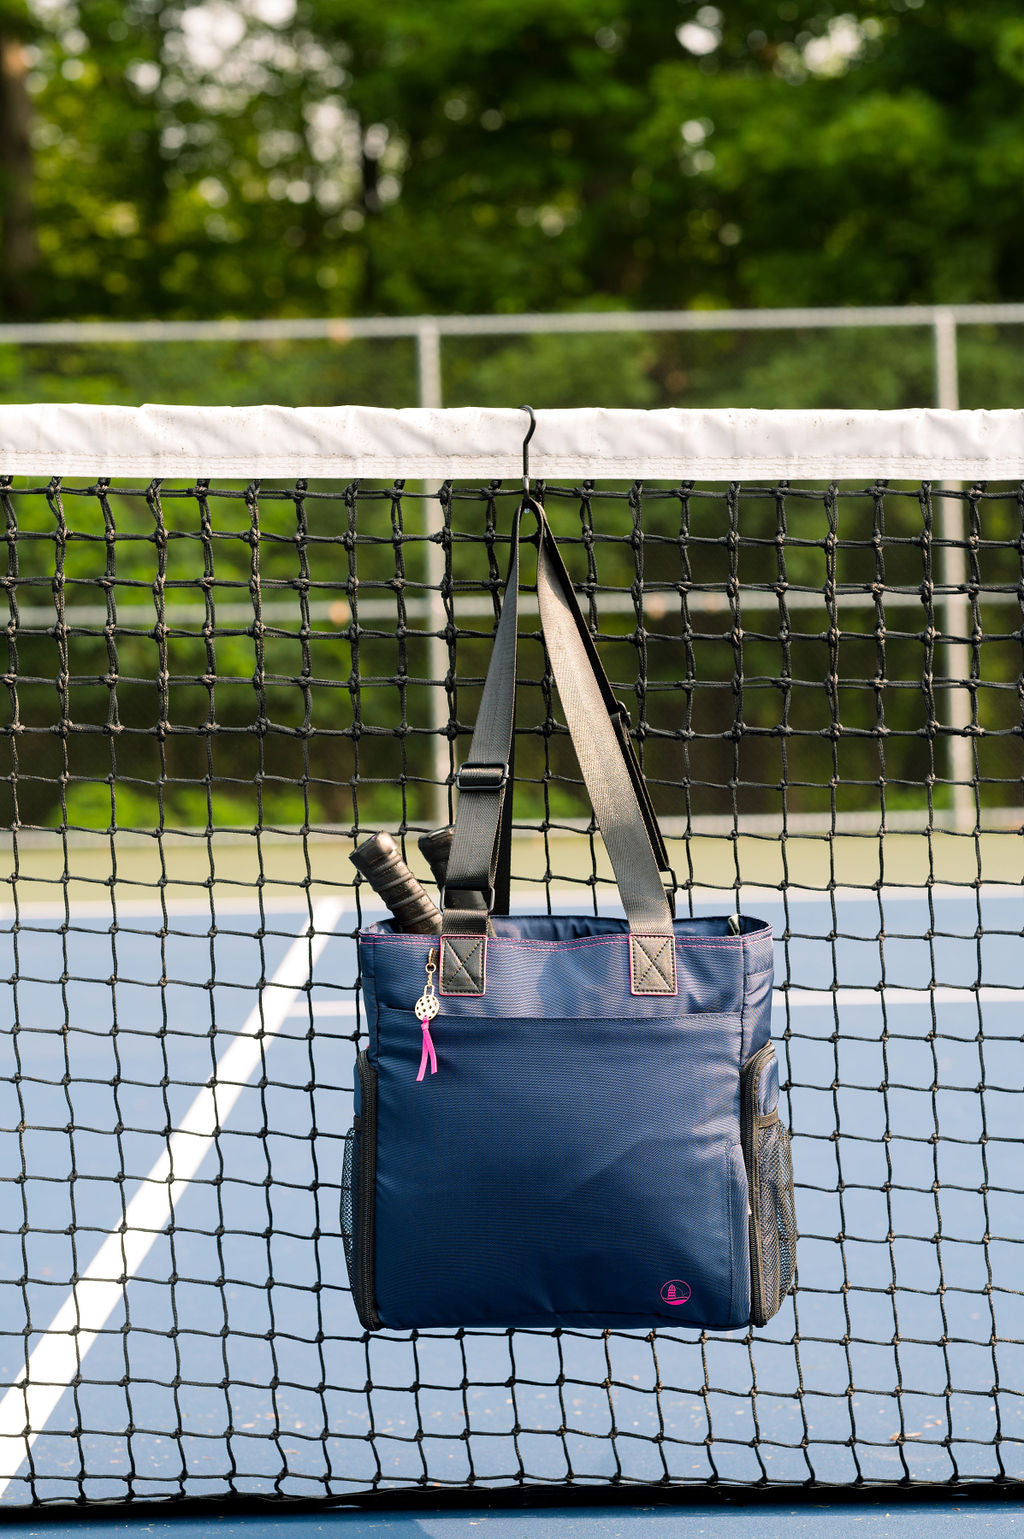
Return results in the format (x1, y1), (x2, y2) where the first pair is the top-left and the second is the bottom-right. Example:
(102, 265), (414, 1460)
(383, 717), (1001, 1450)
(520, 404), (536, 494)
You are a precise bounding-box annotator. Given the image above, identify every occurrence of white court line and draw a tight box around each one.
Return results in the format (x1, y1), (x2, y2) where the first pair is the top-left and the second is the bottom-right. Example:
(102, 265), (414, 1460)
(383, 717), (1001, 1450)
(290, 1000), (357, 1017)
(297, 991), (1023, 1015)
(291, 991), (1016, 1015)
(778, 986), (1021, 1007)
(529, 886), (1024, 909)
(0, 895), (346, 1493)
(293, 989), (1021, 1015)
(0, 896), (326, 921)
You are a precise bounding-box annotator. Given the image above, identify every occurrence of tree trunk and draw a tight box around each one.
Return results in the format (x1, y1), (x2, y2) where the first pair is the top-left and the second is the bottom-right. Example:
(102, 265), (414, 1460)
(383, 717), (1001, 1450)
(0, 34), (36, 317)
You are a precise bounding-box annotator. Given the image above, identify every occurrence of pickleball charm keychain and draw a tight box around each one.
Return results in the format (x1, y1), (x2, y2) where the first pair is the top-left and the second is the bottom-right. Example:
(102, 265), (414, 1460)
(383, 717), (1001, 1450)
(414, 947), (440, 1081)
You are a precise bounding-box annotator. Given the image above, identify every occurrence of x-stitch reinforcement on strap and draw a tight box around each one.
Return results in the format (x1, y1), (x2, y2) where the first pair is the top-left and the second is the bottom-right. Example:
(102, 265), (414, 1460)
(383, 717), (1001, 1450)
(630, 934), (678, 996)
(440, 935), (487, 995)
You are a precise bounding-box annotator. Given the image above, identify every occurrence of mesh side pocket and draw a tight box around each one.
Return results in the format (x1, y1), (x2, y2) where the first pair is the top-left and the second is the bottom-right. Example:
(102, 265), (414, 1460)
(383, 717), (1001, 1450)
(342, 1051), (381, 1331)
(741, 1042), (797, 1327)
(341, 1127), (357, 1287)
(751, 1115), (796, 1324)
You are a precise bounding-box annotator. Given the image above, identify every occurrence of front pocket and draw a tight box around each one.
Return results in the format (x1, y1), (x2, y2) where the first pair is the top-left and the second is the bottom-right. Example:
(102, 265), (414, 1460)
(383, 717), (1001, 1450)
(740, 1042), (797, 1327)
(372, 1005), (747, 1330)
(340, 1051), (380, 1331)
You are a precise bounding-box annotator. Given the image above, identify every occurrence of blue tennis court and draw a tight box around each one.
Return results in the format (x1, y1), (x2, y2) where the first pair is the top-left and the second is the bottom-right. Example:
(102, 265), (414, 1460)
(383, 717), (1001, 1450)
(0, 883), (1019, 1509)
(5, 1490), (1024, 1538)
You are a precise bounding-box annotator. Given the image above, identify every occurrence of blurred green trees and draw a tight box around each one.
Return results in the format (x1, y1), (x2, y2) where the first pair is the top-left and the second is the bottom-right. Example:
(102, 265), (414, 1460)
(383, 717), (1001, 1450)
(0, 2), (1019, 839)
(4, 0), (1023, 323)
(0, 2), (1020, 409)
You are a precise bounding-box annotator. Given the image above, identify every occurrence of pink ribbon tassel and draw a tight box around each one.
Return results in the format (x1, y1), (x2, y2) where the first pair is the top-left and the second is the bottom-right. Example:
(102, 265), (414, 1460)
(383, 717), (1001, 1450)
(416, 1015), (438, 1081)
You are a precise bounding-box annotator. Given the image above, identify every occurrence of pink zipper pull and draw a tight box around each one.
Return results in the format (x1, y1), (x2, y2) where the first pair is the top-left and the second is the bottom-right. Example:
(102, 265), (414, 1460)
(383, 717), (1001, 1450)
(417, 1014), (438, 1081)
(414, 948), (440, 1081)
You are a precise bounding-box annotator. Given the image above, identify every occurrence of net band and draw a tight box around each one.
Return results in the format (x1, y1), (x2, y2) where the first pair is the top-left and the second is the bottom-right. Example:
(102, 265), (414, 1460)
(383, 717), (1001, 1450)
(0, 404), (1023, 479)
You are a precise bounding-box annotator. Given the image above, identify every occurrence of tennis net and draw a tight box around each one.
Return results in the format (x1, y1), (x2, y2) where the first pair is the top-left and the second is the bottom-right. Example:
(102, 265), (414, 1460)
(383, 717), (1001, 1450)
(0, 404), (1021, 1507)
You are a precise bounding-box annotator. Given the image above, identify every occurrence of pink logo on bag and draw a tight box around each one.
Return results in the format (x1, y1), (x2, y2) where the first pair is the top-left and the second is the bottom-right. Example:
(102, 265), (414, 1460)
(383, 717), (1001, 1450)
(660, 1279), (691, 1306)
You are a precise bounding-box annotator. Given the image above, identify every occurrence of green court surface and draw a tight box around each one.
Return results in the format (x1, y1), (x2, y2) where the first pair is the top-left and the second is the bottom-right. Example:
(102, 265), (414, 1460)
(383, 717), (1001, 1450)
(5, 826), (1022, 910)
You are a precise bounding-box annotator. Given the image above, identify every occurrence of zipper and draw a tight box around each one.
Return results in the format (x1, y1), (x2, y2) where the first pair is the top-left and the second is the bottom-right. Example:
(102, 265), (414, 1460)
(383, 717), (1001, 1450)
(354, 1050), (381, 1330)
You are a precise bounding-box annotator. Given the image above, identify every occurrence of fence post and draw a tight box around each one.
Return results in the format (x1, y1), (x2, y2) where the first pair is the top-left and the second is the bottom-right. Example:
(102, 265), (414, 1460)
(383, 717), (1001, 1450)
(932, 308), (974, 832)
(415, 319), (450, 829)
(416, 316), (442, 412)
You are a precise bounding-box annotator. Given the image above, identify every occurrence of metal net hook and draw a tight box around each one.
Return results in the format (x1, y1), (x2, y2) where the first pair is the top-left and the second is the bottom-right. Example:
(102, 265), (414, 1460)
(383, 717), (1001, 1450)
(520, 404), (536, 495)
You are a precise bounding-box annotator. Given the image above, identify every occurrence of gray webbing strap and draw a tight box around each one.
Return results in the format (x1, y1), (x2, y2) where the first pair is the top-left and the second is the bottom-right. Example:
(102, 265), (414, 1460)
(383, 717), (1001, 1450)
(441, 500), (676, 996)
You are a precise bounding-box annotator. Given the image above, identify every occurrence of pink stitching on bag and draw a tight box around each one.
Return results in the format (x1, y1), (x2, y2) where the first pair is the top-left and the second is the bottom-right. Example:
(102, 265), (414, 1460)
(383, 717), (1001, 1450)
(360, 931), (768, 952)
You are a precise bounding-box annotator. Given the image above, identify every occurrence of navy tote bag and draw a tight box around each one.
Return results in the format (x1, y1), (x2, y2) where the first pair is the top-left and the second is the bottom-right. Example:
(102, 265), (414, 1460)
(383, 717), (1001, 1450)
(343, 498), (796, 1332)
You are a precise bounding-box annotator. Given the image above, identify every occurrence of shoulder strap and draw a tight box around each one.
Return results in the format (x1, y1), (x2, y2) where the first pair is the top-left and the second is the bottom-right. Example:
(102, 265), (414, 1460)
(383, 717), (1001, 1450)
(534, 509), (670, 879)
(441, 500), (676, 997)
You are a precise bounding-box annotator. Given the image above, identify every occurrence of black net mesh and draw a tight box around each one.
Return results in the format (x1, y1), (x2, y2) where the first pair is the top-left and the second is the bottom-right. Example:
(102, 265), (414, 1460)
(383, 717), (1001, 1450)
(0, 472), (1021, 1505)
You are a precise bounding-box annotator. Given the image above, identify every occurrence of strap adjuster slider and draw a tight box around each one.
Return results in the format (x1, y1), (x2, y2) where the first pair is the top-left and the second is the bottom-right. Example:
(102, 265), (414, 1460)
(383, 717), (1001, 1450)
(454, 761), (508, 792)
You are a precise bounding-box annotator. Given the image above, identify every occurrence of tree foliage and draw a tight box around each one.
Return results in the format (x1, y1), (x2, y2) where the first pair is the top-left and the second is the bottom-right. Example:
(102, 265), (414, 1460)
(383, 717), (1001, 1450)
(1, 3), (1019, 833)
(5, 0), (1022, 321)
